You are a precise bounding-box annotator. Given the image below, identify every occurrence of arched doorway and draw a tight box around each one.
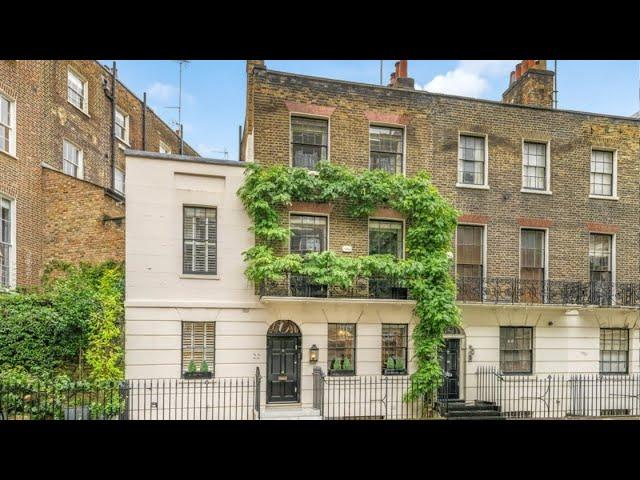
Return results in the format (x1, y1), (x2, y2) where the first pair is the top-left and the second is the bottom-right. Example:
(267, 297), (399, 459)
(267, 320), (301, 403)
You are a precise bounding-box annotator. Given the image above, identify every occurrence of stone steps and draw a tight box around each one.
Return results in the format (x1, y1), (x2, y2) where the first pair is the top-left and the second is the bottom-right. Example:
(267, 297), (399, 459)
(261, 405), (323, 420)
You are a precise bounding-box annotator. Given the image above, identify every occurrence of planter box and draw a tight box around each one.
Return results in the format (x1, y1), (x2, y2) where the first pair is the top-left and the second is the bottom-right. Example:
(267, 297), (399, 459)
(183, 371), (213, 380)
(382, 369), (408, 376)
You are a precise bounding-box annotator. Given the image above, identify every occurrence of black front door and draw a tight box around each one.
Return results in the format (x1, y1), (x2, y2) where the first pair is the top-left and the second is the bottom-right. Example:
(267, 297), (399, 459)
(267, 335), (301, 403)
(439, 338), (460, 400)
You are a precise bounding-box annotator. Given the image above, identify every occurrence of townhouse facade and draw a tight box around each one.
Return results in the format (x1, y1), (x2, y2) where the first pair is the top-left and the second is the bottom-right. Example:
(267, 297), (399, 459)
(125, 60), (640, 418)
(0, 60), (197, 289)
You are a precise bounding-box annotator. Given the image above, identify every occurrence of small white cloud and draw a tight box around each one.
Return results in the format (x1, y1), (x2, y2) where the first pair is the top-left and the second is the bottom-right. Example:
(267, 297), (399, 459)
(424, 69), (489, 97)
(146, 82), (196, 105)
(420, 60), (517, 99)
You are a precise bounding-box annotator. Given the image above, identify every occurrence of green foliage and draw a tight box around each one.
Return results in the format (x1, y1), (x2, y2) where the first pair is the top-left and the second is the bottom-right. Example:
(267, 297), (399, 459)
(395, 357), (405, 371)
(386, 356), (396, 370)
(342, 357), (351, 371)
(0, 261), (124, 381)
(239, 162), (461, 398)
(332, 358), (342, 371)
(188, 360), (197, 373)
(200, 361), (209, 373)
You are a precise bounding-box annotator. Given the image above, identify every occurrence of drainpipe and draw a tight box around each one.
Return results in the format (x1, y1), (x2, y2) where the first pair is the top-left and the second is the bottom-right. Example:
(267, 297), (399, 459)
(110, 61), (117, 190)
(142, 92), (147, 150)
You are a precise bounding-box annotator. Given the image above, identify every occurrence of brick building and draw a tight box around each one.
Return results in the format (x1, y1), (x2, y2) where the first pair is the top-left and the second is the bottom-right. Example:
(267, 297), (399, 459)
(125, 60), (640, 419)
(0, 60), (198, 288)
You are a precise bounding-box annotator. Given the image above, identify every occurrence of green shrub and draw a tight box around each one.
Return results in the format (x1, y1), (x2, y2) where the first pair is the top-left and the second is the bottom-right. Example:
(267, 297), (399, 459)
(332, 358), (342, 371)
(342, 357), (351, 371)
(200, 361), (209, 373)
(386, 357), (396, 370)
(188, 360), (197, 373)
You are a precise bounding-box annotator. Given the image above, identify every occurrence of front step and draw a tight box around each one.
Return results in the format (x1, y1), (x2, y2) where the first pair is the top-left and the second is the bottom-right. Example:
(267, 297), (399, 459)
(261, 406), (322, 420)
(438, 400), (506, 420)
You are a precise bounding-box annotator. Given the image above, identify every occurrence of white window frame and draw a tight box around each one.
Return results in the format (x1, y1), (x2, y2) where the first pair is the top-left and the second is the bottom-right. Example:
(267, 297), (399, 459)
(67, 68), (89, 115)
(521, 139), (552, 195)
(0, 194), (17, 290)
(454, 223), (487, 280)
(588, 231), (616, 304)
(368, 122), (407, 176)
(115, 108), (130, 145)
(62, 139), (84, 179)
(518, 227), (549, 303)
(456, 132), (489, 190)
(0, 91), (17, 158)
(289, 113), (331, 172)
(114, 167), (125, 194)
(589, 147), (618, 200)
(159, 141), (171, 154)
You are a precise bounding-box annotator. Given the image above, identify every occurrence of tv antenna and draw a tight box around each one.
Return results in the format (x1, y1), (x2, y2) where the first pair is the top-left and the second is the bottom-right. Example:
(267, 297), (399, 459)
(165, 60), (190, 153)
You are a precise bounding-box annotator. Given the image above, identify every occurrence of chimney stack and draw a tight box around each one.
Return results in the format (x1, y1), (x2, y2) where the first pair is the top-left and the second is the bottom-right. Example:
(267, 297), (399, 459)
(388, 60), (415, 90)
(502, 60), (554, 108)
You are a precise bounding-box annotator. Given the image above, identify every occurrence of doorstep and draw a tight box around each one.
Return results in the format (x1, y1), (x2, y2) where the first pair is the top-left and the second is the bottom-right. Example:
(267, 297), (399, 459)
(261, 404), (322, 420)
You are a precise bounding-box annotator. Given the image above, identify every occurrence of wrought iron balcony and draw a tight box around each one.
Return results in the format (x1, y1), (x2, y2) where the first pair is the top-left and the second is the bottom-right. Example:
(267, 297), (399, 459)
(259, 274), (412, 300)
(456, 277), (640, 307)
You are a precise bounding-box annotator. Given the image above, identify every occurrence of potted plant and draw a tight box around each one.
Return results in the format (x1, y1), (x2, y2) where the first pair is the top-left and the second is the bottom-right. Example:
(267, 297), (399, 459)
(184, 359), (213, 379)
(342, 357), (352, 373)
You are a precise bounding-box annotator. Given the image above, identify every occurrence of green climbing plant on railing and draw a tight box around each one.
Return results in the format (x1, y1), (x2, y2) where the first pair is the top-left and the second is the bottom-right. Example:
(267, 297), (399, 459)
(238, 161), (461, 399)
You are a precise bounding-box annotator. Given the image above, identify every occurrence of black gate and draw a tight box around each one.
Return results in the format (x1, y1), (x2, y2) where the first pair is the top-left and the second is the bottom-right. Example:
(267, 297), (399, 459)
(439, 338), (460, 400)
(267, 320), (301, 403)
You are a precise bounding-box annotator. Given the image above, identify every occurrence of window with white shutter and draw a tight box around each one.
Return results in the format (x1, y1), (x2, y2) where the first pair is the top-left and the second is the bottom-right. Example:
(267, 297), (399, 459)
(182, 321), (215, 377)
(183, 206), (217, 275)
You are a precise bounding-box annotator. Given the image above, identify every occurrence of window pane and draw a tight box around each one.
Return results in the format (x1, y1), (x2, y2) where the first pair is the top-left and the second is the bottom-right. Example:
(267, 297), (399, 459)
(520, 230), (545, 269)
(182, 322), (215, 375)
(590, 150), (613, 196)
(0, 198), (11, 288)
(600, 329), (628, 374)
(328, 324), (356, 374)
(183, 207), (217, 274)
(458, 136), (485, 185)
(370, 126), (403, 175)
(381, 324), (408, 374)
(456, 225), (483, 267)
(500, 327), (532, 373)
(369, 220), (403, 257)
(523, 142), (547, 190)
(290, 215), (327, 255)
(589, 234), (611, 274)
(291, 117), (328, 170)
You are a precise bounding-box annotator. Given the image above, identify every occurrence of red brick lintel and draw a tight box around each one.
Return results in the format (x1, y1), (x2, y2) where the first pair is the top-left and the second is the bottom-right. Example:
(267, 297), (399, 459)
(290, 201), (333, 215)
(517, 218), (553, 228)
(587, 222), (620, 234)
(458, 214), (489, 225)
(372, 207), (404, 220)
(284, 101), (336, 117)
(365, 111), (410, 125)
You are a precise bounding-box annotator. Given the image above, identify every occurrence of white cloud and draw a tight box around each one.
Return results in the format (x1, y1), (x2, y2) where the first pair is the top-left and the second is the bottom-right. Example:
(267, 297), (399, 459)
(420, 60), (517, 98)
(424, 69), (489, 97)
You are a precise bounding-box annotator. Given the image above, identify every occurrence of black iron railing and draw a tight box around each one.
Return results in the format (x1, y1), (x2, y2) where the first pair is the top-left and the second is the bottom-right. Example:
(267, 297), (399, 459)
(0, 370), (262, 420)
(476, 365), (640, 418)
(312, 368), (436, 419)
(457, 277), (640, 307)
(261, 274), (412, 300)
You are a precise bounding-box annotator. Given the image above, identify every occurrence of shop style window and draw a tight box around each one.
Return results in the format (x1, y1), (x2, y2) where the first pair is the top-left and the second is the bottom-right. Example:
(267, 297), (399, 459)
(520, 229), (545, 303)
(458, 135), (486, 186)
(456, 225), (484, 301)
(328, 323), (356, 375)
(115, 108), (129, 143)
(182, 321), (215, 378)
(522, 141), (548, 191)
(0, 93), (16, 156)
(500, 327), (533, 374)
(382, 324), (408, 374)
(291, 116), (328, 170)
(590, 150), (614, 197)
(183, 206), (217, 275)
(369, 125), (403, 175)
(0, 197), (12, 289)
(67, 69), (87, 112)
(290, 214), (327, 255)
(600, 328), (628, 374)
(62, 140), (83, 178)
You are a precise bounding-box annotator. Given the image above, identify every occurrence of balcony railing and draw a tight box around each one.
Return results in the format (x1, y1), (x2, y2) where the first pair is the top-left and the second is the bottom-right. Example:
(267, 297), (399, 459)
(457, 277), (640, 307)
(260, 274), (412, 300)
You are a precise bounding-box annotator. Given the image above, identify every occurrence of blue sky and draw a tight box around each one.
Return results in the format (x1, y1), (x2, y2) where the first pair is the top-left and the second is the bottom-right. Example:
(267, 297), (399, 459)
(101, 60), (640, 160)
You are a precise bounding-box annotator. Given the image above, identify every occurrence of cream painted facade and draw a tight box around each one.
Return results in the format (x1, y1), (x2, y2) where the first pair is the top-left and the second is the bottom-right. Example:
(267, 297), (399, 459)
(125, 151), (640, 416)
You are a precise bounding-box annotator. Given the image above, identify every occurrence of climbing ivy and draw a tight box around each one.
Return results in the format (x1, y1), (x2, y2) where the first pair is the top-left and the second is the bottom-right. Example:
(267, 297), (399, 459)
(238, 162), (461, 398)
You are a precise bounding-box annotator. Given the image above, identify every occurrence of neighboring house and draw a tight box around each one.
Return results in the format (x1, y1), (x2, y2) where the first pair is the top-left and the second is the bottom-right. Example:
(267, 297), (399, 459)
(126, 60), (640, 419)
(0, 60), (198, 289)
